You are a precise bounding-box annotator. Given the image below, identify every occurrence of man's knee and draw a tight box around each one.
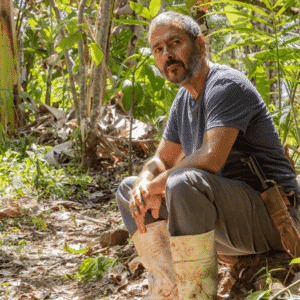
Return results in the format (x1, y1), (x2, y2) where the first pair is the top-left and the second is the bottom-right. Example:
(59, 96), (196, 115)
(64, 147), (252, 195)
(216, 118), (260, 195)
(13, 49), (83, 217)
(166, 168), (210, 197)
(116, 176), (137, 205)
(166, 168), (208, 193)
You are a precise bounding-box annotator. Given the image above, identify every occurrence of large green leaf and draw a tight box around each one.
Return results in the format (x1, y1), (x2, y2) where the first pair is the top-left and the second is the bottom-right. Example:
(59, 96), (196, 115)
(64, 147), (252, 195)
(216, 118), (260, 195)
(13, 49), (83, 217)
(149, 0), (161, 18)
(113, 18), (150, 26)
(207, 27), (274, 40)
(202, 0), (272, 19)
(55, 31), (83, 53)
(256, 66), (270, 105)
(224, 5), (252, 28)
(144, 64), (165, 92)
(90, 43), (104, 67)
(129, 1), (152, 19)
(122, 80), (144, 111)
(216, 41), (275, 58)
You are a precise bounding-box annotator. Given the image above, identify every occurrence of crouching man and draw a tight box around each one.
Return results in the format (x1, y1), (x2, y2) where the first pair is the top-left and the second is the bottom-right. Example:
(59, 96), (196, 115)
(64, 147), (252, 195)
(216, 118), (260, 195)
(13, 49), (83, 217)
(116, 11), (300, 299)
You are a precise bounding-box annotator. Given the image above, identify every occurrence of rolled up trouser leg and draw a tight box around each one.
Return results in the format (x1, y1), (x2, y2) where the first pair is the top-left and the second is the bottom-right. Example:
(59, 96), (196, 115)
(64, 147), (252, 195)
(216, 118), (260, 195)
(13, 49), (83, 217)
(165, 168), (285, 255)
(116, 176), (169, 236)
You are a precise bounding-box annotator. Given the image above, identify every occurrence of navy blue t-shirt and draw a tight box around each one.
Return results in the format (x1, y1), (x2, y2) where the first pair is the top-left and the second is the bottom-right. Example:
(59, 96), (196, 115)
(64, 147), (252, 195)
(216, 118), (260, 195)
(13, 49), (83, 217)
(163, 63), (299, 194)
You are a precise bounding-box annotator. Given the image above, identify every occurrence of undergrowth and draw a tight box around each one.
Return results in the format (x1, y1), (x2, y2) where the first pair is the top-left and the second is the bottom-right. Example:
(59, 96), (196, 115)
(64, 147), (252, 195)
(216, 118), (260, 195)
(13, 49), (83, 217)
(63, 243), (118, 281)
(0, 137), (92, 200)
(68, 256), (118, 281)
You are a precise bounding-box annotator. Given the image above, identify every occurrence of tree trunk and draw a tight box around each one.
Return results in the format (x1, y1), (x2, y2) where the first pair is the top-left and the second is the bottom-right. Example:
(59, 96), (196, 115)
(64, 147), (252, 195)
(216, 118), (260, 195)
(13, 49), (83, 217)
(78, 0), (88, 158)
(190, 6), (211, 60)
(82, 0), (113, 169)
(0, 0), (23, 135)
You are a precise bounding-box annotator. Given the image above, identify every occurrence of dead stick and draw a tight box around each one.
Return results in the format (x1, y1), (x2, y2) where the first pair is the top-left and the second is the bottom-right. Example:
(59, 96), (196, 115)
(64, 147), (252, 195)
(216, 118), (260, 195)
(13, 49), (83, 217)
(73, 213), (107, 225)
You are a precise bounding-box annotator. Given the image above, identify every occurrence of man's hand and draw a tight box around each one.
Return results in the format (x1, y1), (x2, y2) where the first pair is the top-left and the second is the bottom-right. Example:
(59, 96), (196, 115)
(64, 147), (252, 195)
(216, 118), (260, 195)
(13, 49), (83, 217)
(129, 180), (163, 234)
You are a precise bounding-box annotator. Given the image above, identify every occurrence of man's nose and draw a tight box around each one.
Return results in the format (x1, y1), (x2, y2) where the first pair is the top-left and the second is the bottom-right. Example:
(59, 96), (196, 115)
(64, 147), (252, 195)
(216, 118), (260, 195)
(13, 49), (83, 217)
(163, 45), (173, 59)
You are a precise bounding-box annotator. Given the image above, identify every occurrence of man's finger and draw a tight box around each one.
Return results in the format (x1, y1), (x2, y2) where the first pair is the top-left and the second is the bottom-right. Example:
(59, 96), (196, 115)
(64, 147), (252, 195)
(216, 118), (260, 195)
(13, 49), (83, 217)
(135, 188), (146, 211)
(151, 207), (160, 219)
(130, 198), (140, 218)
(135, 214), (147, 234)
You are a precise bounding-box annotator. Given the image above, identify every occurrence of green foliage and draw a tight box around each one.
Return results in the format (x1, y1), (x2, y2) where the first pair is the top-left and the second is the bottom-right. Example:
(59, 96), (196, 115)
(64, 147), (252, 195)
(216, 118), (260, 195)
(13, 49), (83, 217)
(0, 138), (92, 200)
(244, 262), (285, 299)
(129, 0), (161, 19)
(111, 50), (177, 122)
(207, 0), (300, 168)
(90, 42), (104, 67)
(113, 18), (150, 26)
(207, 0), (299, 108)
(290, 257), (300, 265)
(68, 256), (118, 281)
(30, 214), (47, 231)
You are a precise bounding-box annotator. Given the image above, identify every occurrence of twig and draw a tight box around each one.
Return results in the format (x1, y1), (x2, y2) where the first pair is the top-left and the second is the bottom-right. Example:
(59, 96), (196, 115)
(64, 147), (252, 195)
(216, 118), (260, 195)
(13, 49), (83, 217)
(283, 264), (294, 285)
(269, 278), (300, 300)
(73, 213), (108, 225)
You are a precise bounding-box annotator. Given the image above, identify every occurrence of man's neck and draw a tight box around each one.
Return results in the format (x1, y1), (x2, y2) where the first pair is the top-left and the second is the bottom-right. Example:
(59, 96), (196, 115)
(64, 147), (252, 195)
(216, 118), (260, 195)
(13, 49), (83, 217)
(184, 60), (213, 100)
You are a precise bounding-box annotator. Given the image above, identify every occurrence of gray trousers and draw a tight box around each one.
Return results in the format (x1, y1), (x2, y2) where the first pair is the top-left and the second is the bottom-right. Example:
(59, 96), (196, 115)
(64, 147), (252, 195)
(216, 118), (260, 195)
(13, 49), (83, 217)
(116, 168), (299, 255)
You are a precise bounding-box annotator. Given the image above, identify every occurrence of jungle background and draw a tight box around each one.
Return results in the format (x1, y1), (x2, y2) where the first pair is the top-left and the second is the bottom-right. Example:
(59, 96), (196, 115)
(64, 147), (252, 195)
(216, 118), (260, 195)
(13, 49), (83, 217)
(0, 0), (300, 299)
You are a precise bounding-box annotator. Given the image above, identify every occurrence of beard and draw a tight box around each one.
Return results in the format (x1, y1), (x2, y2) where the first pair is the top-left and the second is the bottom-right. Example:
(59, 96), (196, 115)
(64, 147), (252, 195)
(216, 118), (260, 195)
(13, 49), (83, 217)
(159, 45), (204, 86)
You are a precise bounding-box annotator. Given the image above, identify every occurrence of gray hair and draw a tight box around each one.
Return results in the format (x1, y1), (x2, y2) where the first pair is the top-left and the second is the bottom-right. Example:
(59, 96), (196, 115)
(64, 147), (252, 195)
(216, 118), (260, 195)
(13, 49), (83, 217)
(148, 11), (202, 45)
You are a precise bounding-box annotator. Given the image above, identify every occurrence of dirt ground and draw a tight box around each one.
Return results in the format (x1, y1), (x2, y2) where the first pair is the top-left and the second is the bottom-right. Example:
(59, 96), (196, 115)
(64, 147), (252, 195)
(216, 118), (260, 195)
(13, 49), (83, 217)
(0, 160), (150, 300)
(1, 160), (300, 300)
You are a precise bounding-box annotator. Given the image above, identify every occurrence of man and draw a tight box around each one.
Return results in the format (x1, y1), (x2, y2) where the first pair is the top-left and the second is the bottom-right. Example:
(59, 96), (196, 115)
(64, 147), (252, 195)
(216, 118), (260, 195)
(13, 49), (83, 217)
(116, 11), (300, 299)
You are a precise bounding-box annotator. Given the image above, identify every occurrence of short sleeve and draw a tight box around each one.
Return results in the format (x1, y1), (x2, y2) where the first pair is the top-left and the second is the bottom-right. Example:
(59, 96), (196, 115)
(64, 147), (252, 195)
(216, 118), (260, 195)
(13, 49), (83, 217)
(205, 79), (257, 135)
(163, 98), (181, 144)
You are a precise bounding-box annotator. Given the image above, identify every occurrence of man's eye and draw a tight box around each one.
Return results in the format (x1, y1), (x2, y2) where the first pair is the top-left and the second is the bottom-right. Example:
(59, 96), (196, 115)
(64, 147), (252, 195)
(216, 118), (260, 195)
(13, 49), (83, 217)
(174, 40), (180, 45)
(155, 47), (162, 53)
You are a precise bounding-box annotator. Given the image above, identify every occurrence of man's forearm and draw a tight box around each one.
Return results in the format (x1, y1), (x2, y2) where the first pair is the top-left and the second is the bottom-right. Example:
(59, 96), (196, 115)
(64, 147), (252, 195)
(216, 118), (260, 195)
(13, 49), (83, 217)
(169, 144), (219, 175)
(148, 145), (219, 195)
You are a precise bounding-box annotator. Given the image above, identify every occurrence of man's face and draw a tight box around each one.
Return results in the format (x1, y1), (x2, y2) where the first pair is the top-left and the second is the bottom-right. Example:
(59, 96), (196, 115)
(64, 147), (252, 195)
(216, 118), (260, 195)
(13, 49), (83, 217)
(150, 24), (203, 86)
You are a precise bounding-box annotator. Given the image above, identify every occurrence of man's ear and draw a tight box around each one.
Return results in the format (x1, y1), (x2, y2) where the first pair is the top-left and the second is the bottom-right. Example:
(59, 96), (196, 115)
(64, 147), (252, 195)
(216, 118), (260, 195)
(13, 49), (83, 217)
(195, 35), (206, 54)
